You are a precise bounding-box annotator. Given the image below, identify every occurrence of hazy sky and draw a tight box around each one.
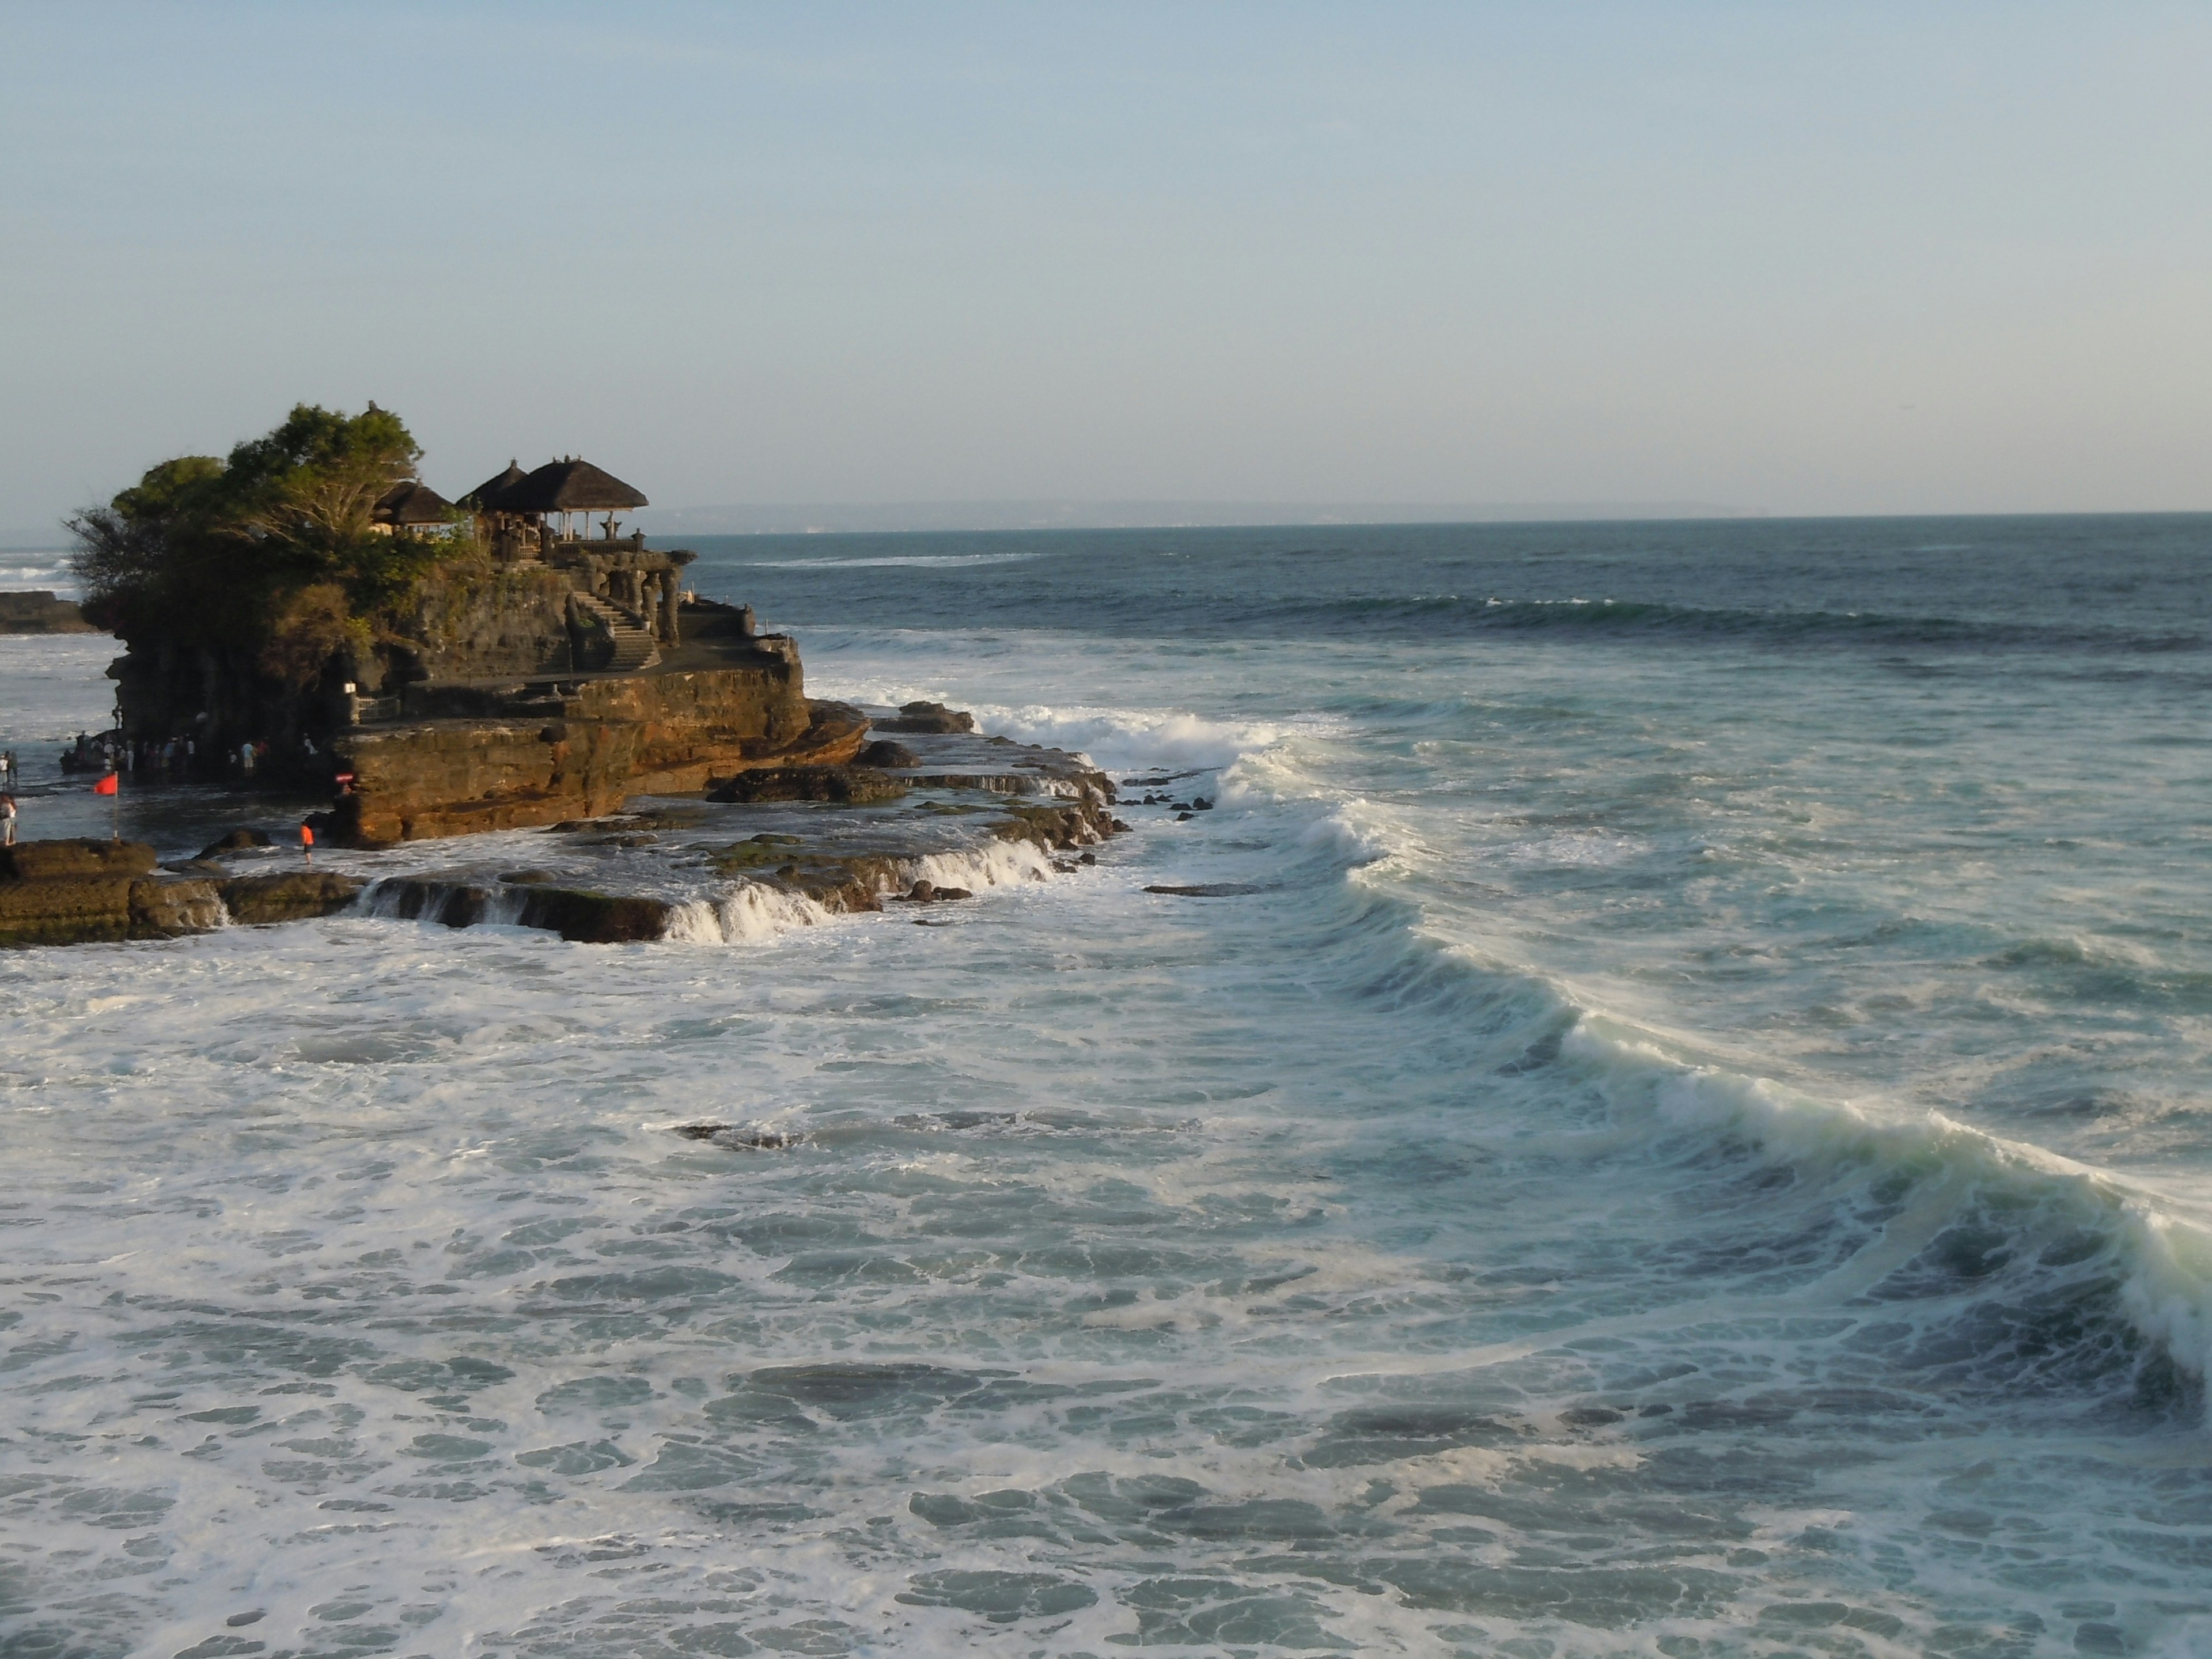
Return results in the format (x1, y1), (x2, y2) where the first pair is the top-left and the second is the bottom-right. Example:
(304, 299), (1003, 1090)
(4, 2), (2207, 537)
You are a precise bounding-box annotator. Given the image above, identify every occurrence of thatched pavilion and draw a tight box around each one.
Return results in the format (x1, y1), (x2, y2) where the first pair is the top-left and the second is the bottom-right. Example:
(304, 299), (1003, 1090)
(501, 457), (650, 543)
(370, 480), (456, 536)
(461, 455), (691, 646)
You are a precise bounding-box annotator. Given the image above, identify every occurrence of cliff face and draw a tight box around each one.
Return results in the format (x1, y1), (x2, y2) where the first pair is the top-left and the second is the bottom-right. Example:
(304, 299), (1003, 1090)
(394, 569), (575, 683)
(329, 647), (865, 844)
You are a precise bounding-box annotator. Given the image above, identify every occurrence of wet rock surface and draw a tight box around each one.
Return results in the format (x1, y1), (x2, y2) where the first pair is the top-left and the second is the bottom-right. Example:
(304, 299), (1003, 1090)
(872, 700), (976, 734)
(707, 767), (907, 805)
(221, 872), (365, 926)
(2, 840), (160, 882)
(3, 709), (1168, 948)
(195, 827), (275, 859)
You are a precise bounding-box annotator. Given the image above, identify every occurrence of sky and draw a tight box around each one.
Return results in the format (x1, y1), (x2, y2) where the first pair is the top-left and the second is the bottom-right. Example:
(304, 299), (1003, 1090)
(3, 1), (2208, 539)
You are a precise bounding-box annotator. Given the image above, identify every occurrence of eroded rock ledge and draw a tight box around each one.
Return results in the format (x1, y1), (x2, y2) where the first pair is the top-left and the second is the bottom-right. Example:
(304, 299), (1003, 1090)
(0, 841), (362, 947)
(327, 619), (869, 844)
(2, 713), (1139, 948)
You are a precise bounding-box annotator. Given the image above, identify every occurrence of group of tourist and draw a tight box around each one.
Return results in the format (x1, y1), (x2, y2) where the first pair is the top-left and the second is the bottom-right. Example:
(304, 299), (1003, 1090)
(59, 732), (321, 782)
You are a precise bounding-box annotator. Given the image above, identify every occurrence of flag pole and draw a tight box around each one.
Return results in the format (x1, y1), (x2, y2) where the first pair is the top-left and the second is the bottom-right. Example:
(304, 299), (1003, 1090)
(94, 763), (120, 838)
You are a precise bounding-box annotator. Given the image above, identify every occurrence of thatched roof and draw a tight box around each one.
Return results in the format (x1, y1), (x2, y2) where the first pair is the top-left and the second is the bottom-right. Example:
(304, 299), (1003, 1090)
(463, 461), (528, 511)
(500, 458), (649, 513)
(372, 479), (456, 526)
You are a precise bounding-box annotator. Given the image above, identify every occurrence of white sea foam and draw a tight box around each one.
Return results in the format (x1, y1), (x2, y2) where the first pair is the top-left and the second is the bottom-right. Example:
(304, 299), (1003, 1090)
(7, 529), (2211, 1653)
(663, 881), (835, 944)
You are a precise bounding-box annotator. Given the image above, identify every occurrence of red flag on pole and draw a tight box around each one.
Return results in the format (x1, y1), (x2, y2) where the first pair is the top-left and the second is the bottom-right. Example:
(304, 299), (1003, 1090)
(92, 772), (118, 796)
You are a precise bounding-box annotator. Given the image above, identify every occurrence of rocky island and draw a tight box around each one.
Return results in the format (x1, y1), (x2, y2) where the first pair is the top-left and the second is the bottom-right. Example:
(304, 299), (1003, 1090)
(3, 403), (1128, 948)
(0, 591), (94, 634)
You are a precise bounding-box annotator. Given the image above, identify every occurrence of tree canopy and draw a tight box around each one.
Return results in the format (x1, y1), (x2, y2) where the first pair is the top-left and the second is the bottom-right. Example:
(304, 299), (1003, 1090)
(69, 403), (459, 646)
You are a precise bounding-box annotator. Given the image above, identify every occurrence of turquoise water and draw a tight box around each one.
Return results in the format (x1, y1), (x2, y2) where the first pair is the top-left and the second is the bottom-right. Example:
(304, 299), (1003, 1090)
(2, 517), (2209, 1656)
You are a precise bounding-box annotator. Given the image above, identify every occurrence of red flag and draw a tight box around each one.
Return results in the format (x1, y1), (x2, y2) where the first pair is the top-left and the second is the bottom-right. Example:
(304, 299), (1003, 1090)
(92, 772), (118, 796)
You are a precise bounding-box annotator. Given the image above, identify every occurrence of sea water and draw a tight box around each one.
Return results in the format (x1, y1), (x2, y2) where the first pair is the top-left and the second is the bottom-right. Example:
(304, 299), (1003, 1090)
(2, 517), (2209, 1657)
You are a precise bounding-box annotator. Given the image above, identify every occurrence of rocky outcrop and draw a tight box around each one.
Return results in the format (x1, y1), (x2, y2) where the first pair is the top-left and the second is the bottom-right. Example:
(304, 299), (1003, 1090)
(0, 840), (362, 946)
(196, 827), (274, 859)
(874, 701), (976, 734)
(2, 840), (159, 881)
(0, 592), (95, 634)
(328, 663), (862, 844)
(222, 872), (364, 925)
(130, 878), (225, 937)
(363, 877), (668, 943)
(708, 767), (907, 805)
(856, 739), (921, 768)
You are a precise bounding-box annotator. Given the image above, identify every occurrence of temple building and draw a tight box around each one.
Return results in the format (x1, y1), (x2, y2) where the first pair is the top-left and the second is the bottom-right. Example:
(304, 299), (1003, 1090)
(460, 456), (694, 650)
(370, 479), (457, 536)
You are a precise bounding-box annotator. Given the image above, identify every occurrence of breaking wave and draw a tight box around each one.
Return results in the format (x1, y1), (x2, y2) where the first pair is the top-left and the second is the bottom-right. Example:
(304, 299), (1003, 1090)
(662, 840), (1057, 946)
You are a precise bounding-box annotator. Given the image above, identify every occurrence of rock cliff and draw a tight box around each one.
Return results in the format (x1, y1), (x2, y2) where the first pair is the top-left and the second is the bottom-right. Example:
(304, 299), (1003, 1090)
(328, 643), (868, 844)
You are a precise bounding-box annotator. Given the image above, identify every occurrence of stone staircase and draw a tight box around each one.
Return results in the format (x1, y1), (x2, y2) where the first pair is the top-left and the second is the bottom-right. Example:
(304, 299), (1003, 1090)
(572, 593), (661, 672)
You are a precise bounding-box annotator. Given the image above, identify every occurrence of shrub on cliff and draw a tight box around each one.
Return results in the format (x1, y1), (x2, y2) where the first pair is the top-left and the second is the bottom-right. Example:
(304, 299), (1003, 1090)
(68, 403), (461, 647)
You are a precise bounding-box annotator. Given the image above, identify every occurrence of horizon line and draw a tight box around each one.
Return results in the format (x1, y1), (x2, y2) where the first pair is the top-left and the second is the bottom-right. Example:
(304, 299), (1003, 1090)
(7, 501), (2212, 552)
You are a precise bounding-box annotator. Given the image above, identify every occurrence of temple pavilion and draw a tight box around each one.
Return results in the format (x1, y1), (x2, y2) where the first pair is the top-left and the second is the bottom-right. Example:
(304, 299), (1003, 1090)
(459, 456), (693, 648)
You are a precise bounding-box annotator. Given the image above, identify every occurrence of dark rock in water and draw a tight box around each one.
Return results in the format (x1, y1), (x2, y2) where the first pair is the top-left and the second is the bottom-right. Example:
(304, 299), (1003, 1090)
(511, 887), (669, 943)
(710, 767), (907, 805)
(857, 738), (921, 768)
(933, 887), (973, 901)
(1176, 811), (1195, 821)
(874, 700), (976, 734)
(1560, 1406), (1625, 1427)
(904, 880), (935, 902)
(221, 872), (364, 926)
(1078, 853), (1097, 865)
(1170, 801), (1192, 812)
(196, 827), (275, 859)
(673, 1123), (800, 1150)
(1192, 797), (1214, 810)
(1111, 819), (1130, 832)
(1144, 882), (1263, 897)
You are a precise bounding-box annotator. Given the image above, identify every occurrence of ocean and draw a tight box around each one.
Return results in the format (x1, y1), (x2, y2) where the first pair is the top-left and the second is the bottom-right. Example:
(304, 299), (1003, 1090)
(2, 515), (2209, 1657)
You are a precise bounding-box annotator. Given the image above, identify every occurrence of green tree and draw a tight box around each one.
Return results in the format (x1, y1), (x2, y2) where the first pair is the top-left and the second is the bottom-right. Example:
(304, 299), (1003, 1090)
(69, 402), (452, 634)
